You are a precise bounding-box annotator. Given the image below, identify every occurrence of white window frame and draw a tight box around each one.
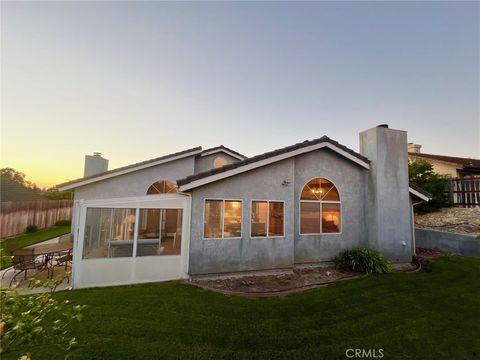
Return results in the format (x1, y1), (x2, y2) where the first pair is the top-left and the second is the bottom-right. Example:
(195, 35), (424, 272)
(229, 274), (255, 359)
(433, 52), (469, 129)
(250, 200), (286, 238)
(203, 198), (243, 240)
(82, 203), (185, 259)
(299, 178), (342, 235)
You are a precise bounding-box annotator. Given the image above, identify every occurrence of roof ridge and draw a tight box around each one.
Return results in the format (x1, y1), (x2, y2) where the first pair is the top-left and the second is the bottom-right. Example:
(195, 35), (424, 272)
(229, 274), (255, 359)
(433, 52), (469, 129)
(201, 145), (247, 159)
(177, 136), (369, 188)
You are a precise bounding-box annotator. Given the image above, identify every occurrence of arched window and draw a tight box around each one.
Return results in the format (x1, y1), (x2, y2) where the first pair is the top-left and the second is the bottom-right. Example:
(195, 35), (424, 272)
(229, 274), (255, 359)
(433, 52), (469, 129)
(300, 178), (341, 234)
(146, 180), (177, 195)
(213, 156), (229, 169)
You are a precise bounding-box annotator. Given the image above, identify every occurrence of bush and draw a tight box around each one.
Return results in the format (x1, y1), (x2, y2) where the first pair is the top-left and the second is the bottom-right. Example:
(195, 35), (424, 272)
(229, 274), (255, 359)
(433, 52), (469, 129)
(55, 220), (71, 226)
(333, 247), (391, 274)
(24, 225), (38, 234)
(1, 275), (86, 358)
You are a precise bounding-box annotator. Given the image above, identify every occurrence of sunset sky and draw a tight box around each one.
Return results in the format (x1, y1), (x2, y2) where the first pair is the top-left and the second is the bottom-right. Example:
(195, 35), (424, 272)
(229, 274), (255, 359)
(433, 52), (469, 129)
(1, 1), (479, 189)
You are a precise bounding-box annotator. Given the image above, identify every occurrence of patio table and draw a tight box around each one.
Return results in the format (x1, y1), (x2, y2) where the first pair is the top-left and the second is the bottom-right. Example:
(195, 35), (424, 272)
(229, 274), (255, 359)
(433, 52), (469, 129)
(32, 242), (73, 278)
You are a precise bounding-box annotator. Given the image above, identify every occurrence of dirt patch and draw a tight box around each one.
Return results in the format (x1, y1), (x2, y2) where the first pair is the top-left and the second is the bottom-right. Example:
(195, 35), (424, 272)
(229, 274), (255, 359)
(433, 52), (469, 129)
(415, 207), (480, 235)
(190, 267), (352, 294)
(415, 247), (447, 260)
(188, 263), (419, 297)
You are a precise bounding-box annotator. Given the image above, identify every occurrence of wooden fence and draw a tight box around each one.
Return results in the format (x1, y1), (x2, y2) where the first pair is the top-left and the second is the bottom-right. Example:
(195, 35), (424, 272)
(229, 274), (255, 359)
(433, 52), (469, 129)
(449, 177), (480, 208)
(0, 200), (73, 238)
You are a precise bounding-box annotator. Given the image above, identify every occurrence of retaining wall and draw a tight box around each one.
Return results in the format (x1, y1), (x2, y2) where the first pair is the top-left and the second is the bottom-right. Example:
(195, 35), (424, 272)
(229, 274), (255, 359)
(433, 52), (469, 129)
(415, 228), (480, 258)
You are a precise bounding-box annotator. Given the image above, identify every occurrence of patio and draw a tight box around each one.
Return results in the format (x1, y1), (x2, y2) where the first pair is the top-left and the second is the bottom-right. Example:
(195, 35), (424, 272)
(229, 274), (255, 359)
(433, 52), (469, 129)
(0, 236), (72, 294)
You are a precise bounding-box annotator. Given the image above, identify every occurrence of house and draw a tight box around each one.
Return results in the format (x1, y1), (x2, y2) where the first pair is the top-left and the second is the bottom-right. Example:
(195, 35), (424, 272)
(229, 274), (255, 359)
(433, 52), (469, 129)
(408, 143), (480, 178)
(57, 125), (430, 289)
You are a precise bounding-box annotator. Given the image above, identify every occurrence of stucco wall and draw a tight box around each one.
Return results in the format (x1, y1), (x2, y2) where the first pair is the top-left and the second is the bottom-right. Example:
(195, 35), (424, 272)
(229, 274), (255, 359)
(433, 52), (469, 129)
(293, 149), (367, 263)
(408, 156), (459, 178)
(74, 156), (195, 200)
(189, 158), (295, 275)
(188, 148), (369, 275)
(194, 153), (240, 174)
(360, 127), (413, 262)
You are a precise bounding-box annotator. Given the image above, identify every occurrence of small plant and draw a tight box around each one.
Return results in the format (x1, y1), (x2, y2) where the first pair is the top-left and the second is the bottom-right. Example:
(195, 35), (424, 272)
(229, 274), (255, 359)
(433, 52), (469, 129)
(24, 225), (38, 234)
(0, 274), (86, 359)
(55, 220), (71, 227)
(333, 247), (391, 274)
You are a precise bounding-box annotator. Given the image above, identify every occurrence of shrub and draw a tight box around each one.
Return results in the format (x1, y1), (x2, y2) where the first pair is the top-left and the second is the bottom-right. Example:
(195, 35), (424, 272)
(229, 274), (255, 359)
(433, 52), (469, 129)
(333, 247), (391, 274)
(55, 220), (71, 226)
(1, 275), (86, 358)
(24, 225), (38, 234)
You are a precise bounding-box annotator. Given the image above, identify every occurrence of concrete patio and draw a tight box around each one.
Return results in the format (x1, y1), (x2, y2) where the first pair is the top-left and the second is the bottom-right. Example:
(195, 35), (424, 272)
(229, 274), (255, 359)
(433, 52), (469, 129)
(0, 236), (72, 294)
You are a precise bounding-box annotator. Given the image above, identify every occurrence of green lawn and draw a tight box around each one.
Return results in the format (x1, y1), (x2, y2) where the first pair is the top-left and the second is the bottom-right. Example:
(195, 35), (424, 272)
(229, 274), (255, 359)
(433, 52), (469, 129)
(0, 225), (71, 269)
(4, 256), (480, 360)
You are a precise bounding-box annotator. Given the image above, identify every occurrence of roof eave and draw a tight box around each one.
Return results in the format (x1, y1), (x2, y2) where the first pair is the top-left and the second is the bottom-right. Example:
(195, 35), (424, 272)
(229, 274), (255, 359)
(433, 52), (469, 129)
(57, 148), (203, 191)
(179, 142), (370, 191)
(409, 186), (431, 203)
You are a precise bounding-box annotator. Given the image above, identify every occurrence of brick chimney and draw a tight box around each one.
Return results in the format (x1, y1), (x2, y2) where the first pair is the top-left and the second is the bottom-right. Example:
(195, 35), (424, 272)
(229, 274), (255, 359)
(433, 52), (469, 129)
(408, 143), (422, 153)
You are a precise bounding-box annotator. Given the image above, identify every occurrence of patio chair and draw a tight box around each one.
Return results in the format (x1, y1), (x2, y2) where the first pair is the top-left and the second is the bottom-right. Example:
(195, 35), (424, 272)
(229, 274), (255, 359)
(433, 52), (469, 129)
(52, 234), (73, 280)
(2, 248), (47, 286)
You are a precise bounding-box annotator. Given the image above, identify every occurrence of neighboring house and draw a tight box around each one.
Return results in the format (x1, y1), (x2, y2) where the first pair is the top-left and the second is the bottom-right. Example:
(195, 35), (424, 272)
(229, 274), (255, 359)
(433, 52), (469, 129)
(408, 143), (480, 178)
(58, 125), (430, 289)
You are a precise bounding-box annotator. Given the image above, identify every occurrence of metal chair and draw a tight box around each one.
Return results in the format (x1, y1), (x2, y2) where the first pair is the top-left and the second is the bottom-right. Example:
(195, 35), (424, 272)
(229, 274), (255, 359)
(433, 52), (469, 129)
(52, 234), (73, 280)
(3, 248), (46, 286)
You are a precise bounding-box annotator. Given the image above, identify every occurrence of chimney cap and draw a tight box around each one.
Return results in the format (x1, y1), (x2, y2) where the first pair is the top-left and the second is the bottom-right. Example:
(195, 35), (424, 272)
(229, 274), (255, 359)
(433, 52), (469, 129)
(93, 152), (102, 156)
(377, 124), (389, 128)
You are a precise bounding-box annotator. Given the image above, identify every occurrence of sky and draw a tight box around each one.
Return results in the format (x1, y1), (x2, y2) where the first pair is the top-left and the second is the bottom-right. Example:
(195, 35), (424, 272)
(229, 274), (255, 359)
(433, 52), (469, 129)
(1, 1), (479, 189)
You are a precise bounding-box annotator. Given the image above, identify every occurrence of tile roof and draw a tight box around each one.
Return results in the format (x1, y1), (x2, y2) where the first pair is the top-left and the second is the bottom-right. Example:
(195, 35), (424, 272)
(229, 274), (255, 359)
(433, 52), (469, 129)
(408, 153), (480, 169)
(201, 145), (247, 159)
(57, 146), (202, 189)
(177, 136), (370, 188)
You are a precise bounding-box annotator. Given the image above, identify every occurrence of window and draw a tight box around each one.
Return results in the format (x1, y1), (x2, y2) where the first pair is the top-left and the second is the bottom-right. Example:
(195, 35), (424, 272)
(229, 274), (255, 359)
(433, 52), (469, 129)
(146, 180), (177, 195)
(251, 201), (284, 237)
(83, 208), (136, 259)
(204, 200), (242, 238)
(213, 156), (229, 169)
(137, 208), (182, 256)
(300, 178), (341, 234)
(83, 207), (183, 259)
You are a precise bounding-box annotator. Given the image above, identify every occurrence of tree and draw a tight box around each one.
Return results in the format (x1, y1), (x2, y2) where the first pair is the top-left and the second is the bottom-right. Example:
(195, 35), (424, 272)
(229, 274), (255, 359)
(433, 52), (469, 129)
(0, 168), (42, 201)
(42, 189), (73, 200)
(409, 160), (450, 212)
(0, 168), (37, 190)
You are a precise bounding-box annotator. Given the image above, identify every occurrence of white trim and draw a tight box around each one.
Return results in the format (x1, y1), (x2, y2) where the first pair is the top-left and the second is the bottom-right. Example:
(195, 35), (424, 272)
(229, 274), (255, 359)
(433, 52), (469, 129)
(180, 142), (369, 191)
(76, 193), (188, 207)
(250, 200), (286, 238)
(58, 149), (203, 191)
(200, 148), (245, 160)
(409, 187), (431, 202)
(73, 195), (190, 288)
(202, 198), (243, 240)
(298, 177), (342, 235)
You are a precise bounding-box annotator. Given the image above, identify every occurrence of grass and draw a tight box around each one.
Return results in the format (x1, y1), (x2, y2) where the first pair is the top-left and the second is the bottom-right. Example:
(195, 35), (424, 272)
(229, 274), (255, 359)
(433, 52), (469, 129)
(0, 225), (70, 269)
(3, 255), (480, 359)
